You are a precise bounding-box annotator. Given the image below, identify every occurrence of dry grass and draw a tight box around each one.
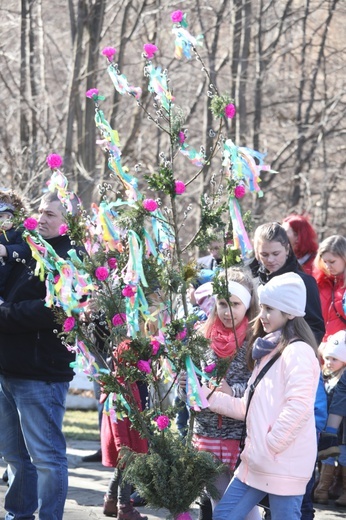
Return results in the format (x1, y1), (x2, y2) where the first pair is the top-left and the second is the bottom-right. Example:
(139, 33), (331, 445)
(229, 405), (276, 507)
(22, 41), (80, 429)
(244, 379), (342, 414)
(63, 409), (99, 441)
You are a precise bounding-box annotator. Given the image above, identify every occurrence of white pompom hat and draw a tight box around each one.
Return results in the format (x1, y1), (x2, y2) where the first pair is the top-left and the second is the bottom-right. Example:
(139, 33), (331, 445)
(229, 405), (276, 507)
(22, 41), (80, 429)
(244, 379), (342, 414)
(323, 330), (346, 363)
(258, 272), (306, 317)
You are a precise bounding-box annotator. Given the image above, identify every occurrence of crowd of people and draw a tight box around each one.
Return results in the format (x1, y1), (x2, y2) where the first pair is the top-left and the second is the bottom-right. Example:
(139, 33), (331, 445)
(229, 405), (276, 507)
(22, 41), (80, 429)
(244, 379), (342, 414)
(0, 188), (345, 520)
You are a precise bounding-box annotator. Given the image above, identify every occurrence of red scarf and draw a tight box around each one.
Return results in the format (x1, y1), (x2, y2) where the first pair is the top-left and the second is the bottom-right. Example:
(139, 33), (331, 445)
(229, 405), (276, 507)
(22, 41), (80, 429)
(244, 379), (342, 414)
(207, 316), (248, 358)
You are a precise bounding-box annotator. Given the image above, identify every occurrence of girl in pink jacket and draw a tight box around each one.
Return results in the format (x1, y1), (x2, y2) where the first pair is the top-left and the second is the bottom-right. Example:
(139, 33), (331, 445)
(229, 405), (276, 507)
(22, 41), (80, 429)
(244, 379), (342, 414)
(203, 272), (320, 520)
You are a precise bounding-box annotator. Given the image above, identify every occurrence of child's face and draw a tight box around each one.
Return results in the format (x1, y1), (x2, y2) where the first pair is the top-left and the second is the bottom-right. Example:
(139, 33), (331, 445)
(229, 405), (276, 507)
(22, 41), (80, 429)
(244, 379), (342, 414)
(0, 212), (13, 231)
(216, 295), (247, 329)
(259, 304), (289, 333)
(324, 355), (345, 373)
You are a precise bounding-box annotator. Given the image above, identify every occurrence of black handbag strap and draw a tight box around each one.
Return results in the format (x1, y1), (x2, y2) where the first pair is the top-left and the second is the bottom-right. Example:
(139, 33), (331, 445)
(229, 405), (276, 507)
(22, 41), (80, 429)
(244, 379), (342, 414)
(244, 350), (282, 428)
(235, 350), (282, 468)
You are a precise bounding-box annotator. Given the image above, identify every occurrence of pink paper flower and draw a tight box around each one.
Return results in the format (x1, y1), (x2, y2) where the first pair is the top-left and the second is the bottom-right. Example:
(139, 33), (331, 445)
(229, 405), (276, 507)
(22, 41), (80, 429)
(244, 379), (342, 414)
(23, 217), (38, 231)
(54, 275), (60, 284)
(151, 339), (161, 356)
(95, 266), (109, 281)
(171, 10), (184, 23)
(178, 131), (186, 144)
(176, 513), (193, 520)
(175, 180), (186, 195)
(176, 329), (187, 341)
(204, 362), (217, 373)
(46, 154), (63, 169)
(234, 185), (246, 199)
(122, 285), (136, 297)
(86, 88), (99, 99)
(225, 103), (236, 119)
(107, 257), (118, 269)
(142, 199), (158, 212)
(63, 316), (76, 332)
(155, 414), (170, 431)
(59, 223), (69, 235)
(112, 313), (126, 327)
(102, 47), (116, 60)
(137, 360), (151, 374)
(143, 43), (158, 59)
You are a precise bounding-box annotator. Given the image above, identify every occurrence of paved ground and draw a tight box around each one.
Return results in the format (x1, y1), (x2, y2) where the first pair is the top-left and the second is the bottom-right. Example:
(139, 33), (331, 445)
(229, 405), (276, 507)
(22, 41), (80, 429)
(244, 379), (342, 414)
(0, 440), (343, 519)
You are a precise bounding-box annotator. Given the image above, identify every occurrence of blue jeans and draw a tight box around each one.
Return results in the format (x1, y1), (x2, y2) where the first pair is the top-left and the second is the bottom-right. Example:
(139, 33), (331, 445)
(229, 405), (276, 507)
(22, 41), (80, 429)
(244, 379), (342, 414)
(0, 376), (69, 520)
(300, 471), (315, 520)
(214, 477), (303, 520)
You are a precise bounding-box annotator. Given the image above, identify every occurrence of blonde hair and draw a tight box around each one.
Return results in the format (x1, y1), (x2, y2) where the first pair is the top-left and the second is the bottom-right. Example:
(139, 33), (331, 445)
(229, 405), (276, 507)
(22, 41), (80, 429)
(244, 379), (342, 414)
(200, 267), (258, 341)
(315, 235), (346, 286)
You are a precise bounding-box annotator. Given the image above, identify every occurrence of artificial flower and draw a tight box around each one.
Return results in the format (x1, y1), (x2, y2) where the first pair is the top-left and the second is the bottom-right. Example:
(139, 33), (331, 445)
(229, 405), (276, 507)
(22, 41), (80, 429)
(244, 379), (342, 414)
(107, 257), (118, 269)
(95, 266), (109, 281)
(112, 313), (126, 327)
(59, 223), (69, 235)
(176, 329), (187, 341)
(137, 359), (151, 374)
(142, 199), (158, 212)
(178, 131), (186, 144)
(63, 316), (76, 332)
(23, 217), (38, 231)
(53, 275), (60, 284)
(143, 43), (158, 59)
(175, 180), (186, 195)
(122, 285), (136, 297)
(155, 414), (170, 430)
(102, 46), (116, 60)
(151, 339), (161, 355)
(171, 10), (184, 23)
(46, 154), (63, 169)
(234, 185), (246, 199)
(86, 88), (99, 99)
(204, 362), (217, 373)
(176, 513), (193, 520)
(224, 103), (236, 119)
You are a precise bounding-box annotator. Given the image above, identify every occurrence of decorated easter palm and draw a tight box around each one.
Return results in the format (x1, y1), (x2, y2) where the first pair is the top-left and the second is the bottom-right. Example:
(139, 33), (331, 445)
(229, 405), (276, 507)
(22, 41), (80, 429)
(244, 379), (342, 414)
(22, 9), (274, 519)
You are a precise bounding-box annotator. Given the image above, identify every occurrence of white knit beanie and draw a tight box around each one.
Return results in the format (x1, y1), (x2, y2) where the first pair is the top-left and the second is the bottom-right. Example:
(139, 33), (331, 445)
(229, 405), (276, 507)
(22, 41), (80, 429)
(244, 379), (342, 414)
(323, 330), (346, 363)
(258, 272), (306, 317)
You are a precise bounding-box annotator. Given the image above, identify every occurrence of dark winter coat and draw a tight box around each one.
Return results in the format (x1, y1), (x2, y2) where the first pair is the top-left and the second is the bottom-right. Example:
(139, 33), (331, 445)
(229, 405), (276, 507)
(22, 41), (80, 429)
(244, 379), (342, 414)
(0, 235), (80, 382)
(0, 228), (31, 295)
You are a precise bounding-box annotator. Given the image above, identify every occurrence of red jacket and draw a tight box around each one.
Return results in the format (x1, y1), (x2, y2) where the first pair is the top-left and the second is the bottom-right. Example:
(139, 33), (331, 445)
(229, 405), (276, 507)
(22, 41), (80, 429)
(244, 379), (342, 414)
(101, 340), (148, 467)
(314, 269), (346, 341)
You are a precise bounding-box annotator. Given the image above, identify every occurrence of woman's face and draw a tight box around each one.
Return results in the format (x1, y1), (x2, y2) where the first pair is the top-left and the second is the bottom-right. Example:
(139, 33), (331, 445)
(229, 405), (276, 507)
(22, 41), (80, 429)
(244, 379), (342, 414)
(256, 240), (289, 273)
(321, 252), (346, 277)
(216, 295), (247, 329)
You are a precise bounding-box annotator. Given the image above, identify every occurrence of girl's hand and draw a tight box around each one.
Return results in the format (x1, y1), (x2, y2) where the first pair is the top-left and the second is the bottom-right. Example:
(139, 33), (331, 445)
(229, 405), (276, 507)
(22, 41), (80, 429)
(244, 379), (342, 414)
(217, 379), (235, 396)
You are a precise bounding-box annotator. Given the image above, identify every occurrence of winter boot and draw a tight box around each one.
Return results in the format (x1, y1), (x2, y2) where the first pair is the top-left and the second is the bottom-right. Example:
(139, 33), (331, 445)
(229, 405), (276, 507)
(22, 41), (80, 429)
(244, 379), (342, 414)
(329, 463), (343, 499)
(103, 495), (118, 517)
(313, 464), (336, 504)
(335, 466), (346, 507)
(118, 504), (148, 520)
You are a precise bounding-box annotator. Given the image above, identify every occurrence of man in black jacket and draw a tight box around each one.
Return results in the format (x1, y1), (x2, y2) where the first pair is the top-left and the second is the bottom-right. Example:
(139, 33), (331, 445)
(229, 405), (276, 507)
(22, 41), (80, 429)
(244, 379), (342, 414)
(0, 191), (82, 520)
